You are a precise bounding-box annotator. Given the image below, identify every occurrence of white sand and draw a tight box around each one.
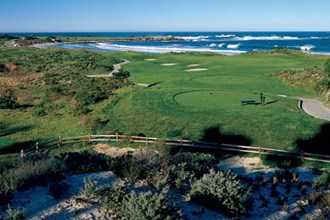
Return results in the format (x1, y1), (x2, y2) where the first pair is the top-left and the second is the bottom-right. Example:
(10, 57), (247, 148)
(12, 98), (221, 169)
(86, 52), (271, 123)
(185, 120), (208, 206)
(94, 144), (136, 158)
(144, 58), (156, 61)
(187, 64), (200, 67)
(161, 63), (178, 66)
(185, 68), (208, 72)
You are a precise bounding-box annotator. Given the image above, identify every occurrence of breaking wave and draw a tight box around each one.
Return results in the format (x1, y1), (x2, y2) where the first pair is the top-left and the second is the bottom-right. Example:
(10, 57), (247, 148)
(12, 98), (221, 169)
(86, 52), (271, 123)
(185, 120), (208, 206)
(300, 45), (315, 51)
(175, 35), (209, 41)
(233, 36), (301, 41)
(216, 34), (236, 38)
(95, 43), (246, 55)
(227, 44), (240, 49)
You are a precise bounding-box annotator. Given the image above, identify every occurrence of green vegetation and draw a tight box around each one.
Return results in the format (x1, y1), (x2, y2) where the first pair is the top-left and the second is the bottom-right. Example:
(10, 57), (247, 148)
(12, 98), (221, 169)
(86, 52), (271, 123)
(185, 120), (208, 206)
(103, 50), (327, 151)
(189, 169), (250, 217)
(324, 59), (330, 76)
(0, 47), (126, 153)
(0, 47), (329, 161)
(0, 88), (17, 109)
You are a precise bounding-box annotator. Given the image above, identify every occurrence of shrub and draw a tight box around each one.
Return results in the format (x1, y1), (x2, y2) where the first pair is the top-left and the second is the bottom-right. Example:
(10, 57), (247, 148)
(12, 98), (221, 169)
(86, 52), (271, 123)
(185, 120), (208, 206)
(112, 150), (170, 186)
(97, 182), (128, 216)
(314, 171), (330, 187)
(79, 177), (98, 197)
(170, 162), (193, 191)
(0, 155), (65, 195)
(0, 88), (17, 109)
(319, 192), (330, 220)
(315, 79), (330, 93)
(32, 103), (47, 117)
(189, 169), (250, 217)
(324, 59), (330, 76)
(0, 63), (5, 72)
(113, 69), (130, 80)
(172, 152), (217, 174)
(4, 205), (27, 220)
(60, 150), (113, 174)
(122, 190), (183, 220)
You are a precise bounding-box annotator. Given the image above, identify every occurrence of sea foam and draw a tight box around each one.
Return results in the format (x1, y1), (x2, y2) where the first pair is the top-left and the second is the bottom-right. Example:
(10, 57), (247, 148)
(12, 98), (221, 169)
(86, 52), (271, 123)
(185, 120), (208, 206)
(227, 44), (240, 49)
(233, 35), (301, 41)
(300, 45), (315, 51)
(175, 35), (209, 41)
(95, 43), (245, 55)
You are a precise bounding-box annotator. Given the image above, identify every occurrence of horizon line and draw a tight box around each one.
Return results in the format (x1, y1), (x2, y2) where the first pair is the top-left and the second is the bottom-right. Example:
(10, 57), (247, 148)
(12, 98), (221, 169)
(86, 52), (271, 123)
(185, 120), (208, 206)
(1, 30), (330, 34)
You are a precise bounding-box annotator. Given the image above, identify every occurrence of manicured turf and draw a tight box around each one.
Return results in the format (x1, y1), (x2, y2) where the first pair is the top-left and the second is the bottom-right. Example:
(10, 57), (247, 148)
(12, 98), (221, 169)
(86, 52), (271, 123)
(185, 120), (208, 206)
(99, 51), (327, 150)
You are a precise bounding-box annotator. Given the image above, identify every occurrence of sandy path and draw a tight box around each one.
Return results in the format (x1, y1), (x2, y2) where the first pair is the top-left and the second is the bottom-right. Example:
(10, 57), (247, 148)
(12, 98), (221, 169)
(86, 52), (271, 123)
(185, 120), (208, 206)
(300, 98), (330, 121)
(109, 59), (130, 76)
(86, 59), (130, 78)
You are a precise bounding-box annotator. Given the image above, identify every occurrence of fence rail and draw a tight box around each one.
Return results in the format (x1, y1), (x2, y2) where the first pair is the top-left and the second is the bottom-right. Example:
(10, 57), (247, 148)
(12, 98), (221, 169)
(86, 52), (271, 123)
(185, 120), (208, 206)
(47, 133), (330, 163)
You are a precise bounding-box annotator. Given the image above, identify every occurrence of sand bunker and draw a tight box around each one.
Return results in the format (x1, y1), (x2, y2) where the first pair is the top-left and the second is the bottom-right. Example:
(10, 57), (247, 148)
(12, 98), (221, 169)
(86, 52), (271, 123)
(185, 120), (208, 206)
(185, 68), (208, 72)
(187, 64), (200, 67)
(144, 58), (156, 61)
(161, 63), (178, 66)
(94, 144), (136, 158)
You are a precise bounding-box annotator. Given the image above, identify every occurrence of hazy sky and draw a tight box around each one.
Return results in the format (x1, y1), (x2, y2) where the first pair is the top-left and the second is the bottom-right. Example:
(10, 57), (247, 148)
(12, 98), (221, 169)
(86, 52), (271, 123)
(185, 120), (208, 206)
(1, 0), (330, 32)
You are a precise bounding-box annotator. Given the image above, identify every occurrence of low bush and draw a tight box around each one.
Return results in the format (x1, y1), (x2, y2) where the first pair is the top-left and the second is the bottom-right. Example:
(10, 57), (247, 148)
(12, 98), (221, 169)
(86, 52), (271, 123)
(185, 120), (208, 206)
(123, 190), (183, 220)
(172, 152), (217, 175)
(60, 150), (113, 174)
(97, 183), (128, 217)
(113, 69), (130, 80)
(189, 169), (250, 217)
(112, 150), (170, 186)
(314, 171), (330, 187)
(79, 177), (98, 197)
(0, 88), (17, 109)
(32, 103), (47, 117)
(4, 205), (27, 220)
(324, 59), (330, 76)
(0, 155), (65, 195)
(315, 79), (330, 93)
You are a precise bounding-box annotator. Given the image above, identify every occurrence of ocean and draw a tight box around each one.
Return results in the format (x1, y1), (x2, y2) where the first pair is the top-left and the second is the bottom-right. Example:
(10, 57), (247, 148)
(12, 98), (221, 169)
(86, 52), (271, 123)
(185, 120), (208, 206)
(18, 32), (330, 55)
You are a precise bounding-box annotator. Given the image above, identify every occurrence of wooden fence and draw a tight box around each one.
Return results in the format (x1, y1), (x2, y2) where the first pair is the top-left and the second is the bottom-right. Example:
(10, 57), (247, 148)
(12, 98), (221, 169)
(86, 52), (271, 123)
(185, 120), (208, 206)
(50, 133), (330, 163)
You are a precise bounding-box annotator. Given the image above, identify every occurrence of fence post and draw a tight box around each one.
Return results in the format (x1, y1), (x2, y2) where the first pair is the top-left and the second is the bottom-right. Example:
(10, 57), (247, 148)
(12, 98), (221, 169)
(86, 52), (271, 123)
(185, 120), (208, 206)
(146, 136), (149, 146)
(35, 142), (39, 154)
(258, 146), (262, 166)
(20, 149), (25, 159)
(116, 132), (119, 142)
(301, 151), (304, 161)
(58, 136), (62, 147)
(181, 139), (183, 147)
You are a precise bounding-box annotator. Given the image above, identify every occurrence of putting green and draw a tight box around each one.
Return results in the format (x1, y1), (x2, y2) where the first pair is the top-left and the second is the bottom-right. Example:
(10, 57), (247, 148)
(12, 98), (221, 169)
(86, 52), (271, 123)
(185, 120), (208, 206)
(174, 90), (255, 110)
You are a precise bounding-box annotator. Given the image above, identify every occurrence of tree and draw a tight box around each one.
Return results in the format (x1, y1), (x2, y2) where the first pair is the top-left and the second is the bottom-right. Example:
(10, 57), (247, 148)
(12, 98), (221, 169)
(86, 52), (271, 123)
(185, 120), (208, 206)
(324, 59), (330, 76)
(0, 88), (17, 109)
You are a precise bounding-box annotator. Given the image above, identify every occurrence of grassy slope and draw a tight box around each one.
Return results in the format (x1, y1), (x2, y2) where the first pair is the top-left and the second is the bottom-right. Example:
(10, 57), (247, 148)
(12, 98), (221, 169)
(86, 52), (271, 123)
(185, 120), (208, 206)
(0, 47), (121, 152)
(98, 51), (327, 150)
